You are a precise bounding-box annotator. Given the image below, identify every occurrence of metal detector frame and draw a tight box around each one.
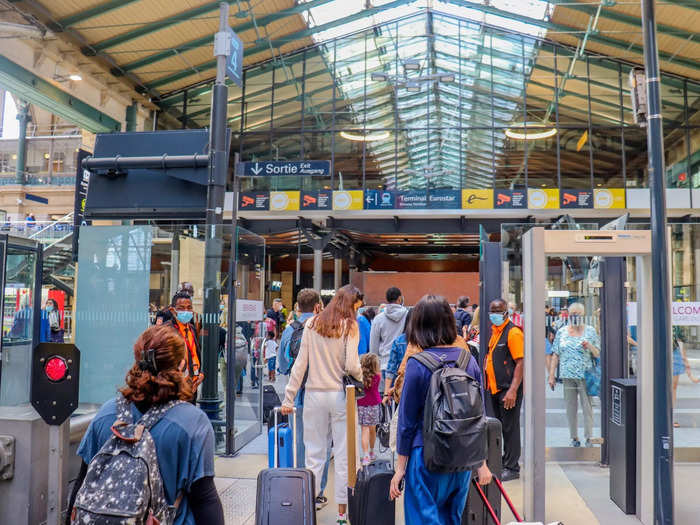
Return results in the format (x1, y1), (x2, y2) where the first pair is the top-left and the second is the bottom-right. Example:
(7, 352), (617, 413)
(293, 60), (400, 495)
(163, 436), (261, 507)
(522, 228), (658, 525)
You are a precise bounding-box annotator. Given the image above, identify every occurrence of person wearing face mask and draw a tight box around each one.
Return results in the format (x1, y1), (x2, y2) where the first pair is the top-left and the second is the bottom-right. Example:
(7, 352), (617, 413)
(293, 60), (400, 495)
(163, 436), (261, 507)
(548, 302), (600, 447)
(484, 298), (524, 481)
(164, 291), (205, 401)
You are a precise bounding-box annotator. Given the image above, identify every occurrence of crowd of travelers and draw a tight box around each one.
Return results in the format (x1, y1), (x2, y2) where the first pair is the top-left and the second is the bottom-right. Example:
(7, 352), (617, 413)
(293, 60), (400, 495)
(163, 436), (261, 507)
(64, 275), (641, 525)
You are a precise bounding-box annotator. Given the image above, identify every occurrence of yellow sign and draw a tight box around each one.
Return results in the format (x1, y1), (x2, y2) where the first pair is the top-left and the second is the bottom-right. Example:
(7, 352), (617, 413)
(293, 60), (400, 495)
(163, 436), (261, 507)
(461, 189), (493, 209)
(332, 190), (363, 210)
(528, 188), (559, 209)
(576, 130), (588, 152)
(594, 188), (625, 209)
(269, 191), (300, 211)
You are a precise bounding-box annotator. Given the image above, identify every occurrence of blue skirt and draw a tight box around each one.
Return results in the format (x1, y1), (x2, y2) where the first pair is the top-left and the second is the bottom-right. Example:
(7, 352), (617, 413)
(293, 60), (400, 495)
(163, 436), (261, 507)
(672, 348), (684, 376)
(404, 447), (471, 525)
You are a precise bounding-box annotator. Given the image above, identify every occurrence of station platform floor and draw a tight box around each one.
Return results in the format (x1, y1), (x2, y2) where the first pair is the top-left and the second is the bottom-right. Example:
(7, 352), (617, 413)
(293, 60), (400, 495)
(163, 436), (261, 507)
(216, 372), (700, 524)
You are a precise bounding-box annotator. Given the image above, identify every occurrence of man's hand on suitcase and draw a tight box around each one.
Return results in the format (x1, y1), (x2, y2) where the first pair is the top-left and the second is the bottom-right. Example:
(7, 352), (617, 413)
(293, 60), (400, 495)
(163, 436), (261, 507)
(280, 405), (294, 416)
(476, 461), (493, 486)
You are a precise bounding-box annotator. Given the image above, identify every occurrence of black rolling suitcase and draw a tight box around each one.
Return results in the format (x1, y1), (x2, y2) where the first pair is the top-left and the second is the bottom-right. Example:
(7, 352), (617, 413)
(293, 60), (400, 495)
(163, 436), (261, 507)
(262, 384), (281, 423)
(346, 386), (395, 525)
(256, 407), (316, 525)
(348, 459), (395, 525)
(462, 417), (503, 525)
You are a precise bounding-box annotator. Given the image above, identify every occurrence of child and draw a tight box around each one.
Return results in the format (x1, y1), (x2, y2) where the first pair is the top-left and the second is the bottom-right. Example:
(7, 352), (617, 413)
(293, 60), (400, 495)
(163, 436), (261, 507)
(358, 353), (381, 465)
(263, 330), (278, 383)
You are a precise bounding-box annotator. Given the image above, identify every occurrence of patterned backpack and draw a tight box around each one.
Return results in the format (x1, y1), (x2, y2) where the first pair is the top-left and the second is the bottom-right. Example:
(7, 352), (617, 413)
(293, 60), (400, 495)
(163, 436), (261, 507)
(71, 394), (185, 525)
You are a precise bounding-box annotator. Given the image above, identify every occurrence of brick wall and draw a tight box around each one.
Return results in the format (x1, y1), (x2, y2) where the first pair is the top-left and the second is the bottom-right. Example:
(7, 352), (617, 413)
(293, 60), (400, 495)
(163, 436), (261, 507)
(352, 271), (479, 306)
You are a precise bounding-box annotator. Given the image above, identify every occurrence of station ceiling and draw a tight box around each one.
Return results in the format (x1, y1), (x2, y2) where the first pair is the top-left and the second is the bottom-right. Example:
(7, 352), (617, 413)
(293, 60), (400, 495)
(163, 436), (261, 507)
(7, 0), (698, 101)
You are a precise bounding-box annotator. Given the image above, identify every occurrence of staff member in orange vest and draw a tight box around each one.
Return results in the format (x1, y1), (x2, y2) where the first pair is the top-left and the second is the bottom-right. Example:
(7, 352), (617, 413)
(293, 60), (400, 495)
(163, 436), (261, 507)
(485, 298), (524, 481)
(165, 291), (205, 400)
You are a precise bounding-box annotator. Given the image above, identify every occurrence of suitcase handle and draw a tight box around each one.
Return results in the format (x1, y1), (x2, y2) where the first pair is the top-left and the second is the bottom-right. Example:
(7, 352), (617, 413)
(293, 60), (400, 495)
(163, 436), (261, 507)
(492, 476), (523, 522)
(273, 407), (297, 468)
(472, 478), (502, 525)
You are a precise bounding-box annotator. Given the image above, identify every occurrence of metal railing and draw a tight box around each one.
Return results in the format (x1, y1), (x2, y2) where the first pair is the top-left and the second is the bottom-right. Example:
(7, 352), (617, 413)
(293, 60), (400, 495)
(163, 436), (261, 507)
(20, 212), (75, 245)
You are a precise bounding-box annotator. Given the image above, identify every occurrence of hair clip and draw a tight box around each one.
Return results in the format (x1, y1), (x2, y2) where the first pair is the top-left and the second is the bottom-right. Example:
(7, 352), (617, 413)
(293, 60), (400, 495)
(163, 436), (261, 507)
(138, 348), (158, 373)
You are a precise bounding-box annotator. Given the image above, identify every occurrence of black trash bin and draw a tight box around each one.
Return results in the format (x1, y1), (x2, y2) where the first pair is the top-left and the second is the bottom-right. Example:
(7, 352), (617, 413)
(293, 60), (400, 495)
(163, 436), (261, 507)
(609, 378), (636, 514)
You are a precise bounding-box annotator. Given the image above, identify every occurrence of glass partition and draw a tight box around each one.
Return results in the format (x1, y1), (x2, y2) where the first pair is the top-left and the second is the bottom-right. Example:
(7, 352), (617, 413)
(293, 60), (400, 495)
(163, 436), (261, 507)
(66, 223), (266, 453)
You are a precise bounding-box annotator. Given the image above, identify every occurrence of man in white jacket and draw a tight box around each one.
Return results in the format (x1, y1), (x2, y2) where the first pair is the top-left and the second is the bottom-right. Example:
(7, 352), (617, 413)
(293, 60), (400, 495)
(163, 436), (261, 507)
(369, 286), (408, 394)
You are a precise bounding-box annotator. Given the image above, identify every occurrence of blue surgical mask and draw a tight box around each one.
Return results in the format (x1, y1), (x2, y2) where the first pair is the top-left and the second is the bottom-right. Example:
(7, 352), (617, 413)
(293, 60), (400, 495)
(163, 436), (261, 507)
(489, 313), (506, 326)
(176, 310), (193, 324)
(46, 305), (53, 312)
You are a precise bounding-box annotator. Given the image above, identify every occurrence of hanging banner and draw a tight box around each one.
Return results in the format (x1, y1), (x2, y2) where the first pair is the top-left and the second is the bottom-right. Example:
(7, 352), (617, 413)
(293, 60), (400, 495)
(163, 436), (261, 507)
(427, 190), (461, 209)
(594, 188), (626, 209)
(462, 189), (493, 209)
(365, 190), (395, 209)
(561, 189), (593, 208)
(239, 192), (269, 210)
(269, 191), (300, 211)
(494, 189), (527, 209)
(332, 190), (363, 210)
(528, 188), (559, 209)
(301, 191), (332, 210)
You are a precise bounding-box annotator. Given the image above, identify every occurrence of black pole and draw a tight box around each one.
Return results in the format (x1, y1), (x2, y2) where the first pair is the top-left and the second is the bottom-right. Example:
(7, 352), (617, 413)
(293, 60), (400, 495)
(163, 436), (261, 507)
(640, 1), (674, 523)
(199, 2), (231, 422)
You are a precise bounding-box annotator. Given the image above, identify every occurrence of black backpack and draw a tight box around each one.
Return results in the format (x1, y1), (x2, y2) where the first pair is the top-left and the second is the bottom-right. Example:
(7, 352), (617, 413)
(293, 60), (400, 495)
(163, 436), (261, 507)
(288, 320), (305, 361)
(412, 349), (486, 473)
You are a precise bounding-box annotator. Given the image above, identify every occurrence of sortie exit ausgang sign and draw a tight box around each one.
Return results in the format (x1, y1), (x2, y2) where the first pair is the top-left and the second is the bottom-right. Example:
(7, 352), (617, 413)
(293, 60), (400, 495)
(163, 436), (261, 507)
(237, 160), (331, 177)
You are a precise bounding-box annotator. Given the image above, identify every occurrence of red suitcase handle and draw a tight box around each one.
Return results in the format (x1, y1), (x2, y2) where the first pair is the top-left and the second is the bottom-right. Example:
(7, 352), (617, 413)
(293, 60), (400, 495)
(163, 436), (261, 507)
(471, 475), (524, 524)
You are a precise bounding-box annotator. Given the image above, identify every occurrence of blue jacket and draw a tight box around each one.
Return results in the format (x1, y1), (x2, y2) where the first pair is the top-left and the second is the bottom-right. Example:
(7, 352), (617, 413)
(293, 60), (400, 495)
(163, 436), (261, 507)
(385, 333), (408, 380)
(357, 314), (371, 355)
(397, 347), (482, 457)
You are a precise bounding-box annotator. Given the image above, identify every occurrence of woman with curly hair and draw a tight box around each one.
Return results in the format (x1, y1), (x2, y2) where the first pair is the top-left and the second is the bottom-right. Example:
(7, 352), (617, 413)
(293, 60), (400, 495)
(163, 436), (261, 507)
(67, 325), (224, 525)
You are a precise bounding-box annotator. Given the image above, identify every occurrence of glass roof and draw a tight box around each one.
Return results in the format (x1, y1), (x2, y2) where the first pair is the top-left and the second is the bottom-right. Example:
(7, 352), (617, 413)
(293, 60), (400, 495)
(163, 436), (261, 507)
(311, 7), (546, 189)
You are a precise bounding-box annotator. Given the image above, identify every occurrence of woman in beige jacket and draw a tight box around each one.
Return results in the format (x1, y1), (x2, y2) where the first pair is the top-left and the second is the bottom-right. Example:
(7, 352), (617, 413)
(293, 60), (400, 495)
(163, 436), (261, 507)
(281, 284), (363, 525)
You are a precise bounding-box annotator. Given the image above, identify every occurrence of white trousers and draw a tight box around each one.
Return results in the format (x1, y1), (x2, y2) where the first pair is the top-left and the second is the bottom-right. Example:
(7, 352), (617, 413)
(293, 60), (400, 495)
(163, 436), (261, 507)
(303, 390), (348, 504)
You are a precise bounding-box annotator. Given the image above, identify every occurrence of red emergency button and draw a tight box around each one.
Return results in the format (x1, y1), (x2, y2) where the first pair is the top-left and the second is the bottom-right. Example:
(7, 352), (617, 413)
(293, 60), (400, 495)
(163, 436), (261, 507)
(45, 356), (68, 382)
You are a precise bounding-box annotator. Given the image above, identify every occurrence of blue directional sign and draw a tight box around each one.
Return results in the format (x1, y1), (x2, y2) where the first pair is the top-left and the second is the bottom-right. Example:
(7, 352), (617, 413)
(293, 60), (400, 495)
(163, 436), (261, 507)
(238, 160), (331, 177)
(226, 28), (244, 87)
(365, 190), (395, 209)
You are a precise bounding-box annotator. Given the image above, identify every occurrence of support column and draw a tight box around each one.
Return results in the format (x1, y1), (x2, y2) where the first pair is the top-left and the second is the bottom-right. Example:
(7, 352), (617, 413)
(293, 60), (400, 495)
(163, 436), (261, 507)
(313, 249), (323, 293)
(15, 102), (30, 185)
(241, 263), (249, 299)
(169, 233), (180, 301)
(334, 257), (343, 290)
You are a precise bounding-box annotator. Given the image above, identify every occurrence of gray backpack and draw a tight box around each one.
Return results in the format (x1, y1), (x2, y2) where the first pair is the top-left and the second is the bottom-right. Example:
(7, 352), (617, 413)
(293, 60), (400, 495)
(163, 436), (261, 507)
(72, 395), (185, 525)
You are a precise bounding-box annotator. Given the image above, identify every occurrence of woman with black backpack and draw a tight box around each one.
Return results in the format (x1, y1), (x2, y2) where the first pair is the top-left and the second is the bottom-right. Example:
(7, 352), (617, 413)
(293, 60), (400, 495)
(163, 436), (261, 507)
(67, 325), (224, 525)
(389, 295), (492, 525)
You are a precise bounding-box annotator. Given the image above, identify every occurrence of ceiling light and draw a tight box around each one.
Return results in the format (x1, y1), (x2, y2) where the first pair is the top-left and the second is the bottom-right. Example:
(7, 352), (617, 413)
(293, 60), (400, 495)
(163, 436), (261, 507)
(440, 74), (455, 83)
(371, 72), (389, 81)
(340, 130), (390, 142)
(505, 122), (557, 141)
(68, 74), (82, 81)
(404, 60), (420, 71)
(43, 153), (50, 159)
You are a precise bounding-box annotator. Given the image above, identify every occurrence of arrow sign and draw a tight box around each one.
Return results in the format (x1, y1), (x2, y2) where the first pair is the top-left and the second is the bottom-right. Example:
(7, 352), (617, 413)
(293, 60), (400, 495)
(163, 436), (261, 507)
(237, 160), (331, 177)
(226, 28), (244, 87)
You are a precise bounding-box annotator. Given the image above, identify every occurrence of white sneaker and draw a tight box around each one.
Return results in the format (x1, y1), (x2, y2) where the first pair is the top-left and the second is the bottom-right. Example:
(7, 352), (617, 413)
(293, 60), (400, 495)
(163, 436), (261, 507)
(369, 451), (377, 462)
(361, 455), (370, 466)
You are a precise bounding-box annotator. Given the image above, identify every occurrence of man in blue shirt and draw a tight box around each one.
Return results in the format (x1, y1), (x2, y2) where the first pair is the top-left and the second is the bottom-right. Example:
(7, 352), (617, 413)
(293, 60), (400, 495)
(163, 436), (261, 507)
(278, 288), (332, 510)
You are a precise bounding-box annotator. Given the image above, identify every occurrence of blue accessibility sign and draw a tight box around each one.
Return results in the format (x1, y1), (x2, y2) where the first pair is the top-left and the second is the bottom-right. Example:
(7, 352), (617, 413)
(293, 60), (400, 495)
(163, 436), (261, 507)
(237, 160), (331, 177)
(226, 28), (244, 87)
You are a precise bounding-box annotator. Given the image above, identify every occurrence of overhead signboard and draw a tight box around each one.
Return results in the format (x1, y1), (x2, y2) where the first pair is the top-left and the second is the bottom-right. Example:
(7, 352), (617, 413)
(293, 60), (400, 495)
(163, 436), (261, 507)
(528, 188), (559, 209)
(226, 28), (244, 87)
(561, 189), (593, 209)
(301, 191), (332, 210)
(239, 192), (269, 210)
(365, 190), (395, 209)
(238, 160), (331, 177)
(594, 188), (625, 209)
(494, 189), (527, 209)
(332, 190), (363, 210)
(462, 189), (493, 209)
(269, 191), (300, 211)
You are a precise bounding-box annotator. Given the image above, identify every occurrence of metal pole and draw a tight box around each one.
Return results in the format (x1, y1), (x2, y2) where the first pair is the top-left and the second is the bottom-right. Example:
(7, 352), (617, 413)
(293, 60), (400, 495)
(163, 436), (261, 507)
(46, 423), (67, 525)
(640, 1), (673, 523)
(199, 2), (230, 421)
(313, 248), (322, 292)
(15, 102), (29, 185)
(170, 233), (180, 301)
(334, 257), (342, 290)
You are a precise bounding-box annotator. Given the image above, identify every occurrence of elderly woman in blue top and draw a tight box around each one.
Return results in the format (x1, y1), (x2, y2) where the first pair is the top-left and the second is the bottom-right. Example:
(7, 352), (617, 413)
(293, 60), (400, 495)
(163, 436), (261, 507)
(389, 295), (492, 525)
(548, 302), (601, 447)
